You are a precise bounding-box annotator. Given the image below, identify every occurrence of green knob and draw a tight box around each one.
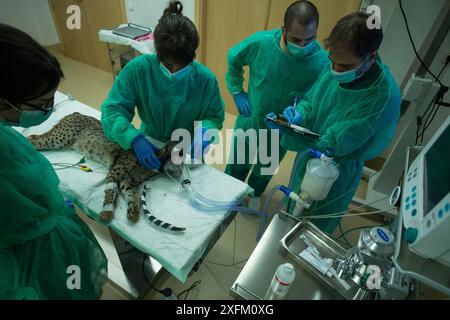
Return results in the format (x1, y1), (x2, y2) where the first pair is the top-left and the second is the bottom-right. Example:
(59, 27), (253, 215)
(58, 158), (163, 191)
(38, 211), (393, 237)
(403, 227), (418, 244)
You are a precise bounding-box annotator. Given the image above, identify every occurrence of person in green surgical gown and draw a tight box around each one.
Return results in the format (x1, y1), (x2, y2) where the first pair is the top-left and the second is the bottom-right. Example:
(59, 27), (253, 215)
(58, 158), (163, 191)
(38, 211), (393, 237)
(281, 12), (401, 233)
(0, 23), (107, 300)
(225, 1), (329, 210)
(101, 1), (224, 170)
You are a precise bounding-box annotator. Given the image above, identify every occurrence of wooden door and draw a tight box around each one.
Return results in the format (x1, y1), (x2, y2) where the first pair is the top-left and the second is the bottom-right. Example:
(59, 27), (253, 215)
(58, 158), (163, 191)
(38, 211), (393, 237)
(83, 0), (127, 72)
(49, 0), (126, 72)
(49, 0), (97, 67)
(198, 0), (272, 115)
(197, 0), (362, 116)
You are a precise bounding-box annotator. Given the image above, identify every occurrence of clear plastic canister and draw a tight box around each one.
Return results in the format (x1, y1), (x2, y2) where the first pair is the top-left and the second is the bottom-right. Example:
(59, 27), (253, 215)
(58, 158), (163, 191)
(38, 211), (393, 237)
(301, 157), (339, 201)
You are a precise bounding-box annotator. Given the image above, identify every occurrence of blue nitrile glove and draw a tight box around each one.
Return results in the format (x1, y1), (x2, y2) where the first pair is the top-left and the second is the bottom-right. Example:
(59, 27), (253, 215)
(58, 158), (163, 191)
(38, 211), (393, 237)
(283, 106), (303, 125)
(131, 134), (161, 170)
(64, 199), (75, 213)
(233, 91), (251, 117)
(190, 127), (212, 160)
(264, 112), (285, 133)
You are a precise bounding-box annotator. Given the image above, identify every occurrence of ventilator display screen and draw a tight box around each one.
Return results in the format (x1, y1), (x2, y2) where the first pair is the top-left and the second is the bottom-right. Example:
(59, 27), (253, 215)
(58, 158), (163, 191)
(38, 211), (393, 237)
(424, 125), (450, 215)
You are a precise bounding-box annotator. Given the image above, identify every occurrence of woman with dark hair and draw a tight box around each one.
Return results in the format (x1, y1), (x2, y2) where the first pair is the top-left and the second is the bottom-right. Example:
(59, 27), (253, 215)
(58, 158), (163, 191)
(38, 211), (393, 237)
(0, 23), (107, 299)
(101, 1), (224, 170)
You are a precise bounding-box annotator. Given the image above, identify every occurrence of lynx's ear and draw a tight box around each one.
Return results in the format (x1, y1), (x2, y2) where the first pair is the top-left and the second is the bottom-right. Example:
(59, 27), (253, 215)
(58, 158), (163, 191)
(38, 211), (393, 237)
(155, 141), (174, 167)
(158, 140), (186, 168)
(156, 141), (177, 157)
(156, 143), (169, 158)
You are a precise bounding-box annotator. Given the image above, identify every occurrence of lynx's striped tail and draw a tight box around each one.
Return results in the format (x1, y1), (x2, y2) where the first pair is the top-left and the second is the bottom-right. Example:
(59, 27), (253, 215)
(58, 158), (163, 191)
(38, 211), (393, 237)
(141, 185), (186, 232)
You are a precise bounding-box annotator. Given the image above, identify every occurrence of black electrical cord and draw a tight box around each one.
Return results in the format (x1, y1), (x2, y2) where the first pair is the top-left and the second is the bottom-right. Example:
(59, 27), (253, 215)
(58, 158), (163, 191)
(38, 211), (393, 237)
(176, 280), (202, 300)
(118, 247), (138, 256)
(415, 116), (423, 145)
(338, 221), (352, 247)
(142, 254), (204, 300)
(142, 255), (173, 298)
(417, 99), (439, 144)
(419, 95), (445, 144)
(418, 88), (448, 144)
(400, 0), (450, 145)
(414, 57), (449, 145)
(204, 257), (249, 267)
(398, 0), (445, 87)
(436, 60), (449, 80)
(420, 66), (448, 127)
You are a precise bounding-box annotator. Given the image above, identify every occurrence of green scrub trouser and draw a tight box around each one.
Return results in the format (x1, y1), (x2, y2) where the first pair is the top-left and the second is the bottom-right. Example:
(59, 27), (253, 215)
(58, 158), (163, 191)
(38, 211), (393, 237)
(225, 116), (287, 197)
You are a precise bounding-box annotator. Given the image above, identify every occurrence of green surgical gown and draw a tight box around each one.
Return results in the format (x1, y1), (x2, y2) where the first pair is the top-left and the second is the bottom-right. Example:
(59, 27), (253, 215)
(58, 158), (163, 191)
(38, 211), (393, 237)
(281, 59), (401, 233)
(225, 29), (329, 194)
(101, 54), (225, 149)
(0, 125), (107, 299)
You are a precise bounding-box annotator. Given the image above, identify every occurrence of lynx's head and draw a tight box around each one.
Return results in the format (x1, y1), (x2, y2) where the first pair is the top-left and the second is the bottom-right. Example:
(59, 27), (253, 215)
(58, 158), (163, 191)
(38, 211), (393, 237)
(157, 141), (189, 184)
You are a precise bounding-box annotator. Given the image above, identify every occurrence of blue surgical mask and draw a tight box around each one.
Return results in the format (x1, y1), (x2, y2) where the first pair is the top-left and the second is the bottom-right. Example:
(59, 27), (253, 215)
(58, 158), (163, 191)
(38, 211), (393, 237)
(160, 63), (193, 81)
(1, 99), (53, 127)
(331, 57), (371, 84)
(287, 40), (317, 59)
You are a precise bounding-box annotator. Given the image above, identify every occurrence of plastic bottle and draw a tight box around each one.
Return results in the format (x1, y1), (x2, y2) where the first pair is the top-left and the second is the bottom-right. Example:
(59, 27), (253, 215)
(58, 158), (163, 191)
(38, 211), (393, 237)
(301, 151), (339, 201)
(264, 263), (296, 300)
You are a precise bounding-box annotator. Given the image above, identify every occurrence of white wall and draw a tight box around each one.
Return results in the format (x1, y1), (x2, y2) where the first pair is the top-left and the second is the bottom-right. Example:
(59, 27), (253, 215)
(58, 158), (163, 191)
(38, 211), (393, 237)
(417, 29), (450, 145)
(0, 0), (59, 46)
(371, 0), (449, 193)
(373, 0), (449, 157)
(375, 0), (448, 89)
(124, 0), (195, 30)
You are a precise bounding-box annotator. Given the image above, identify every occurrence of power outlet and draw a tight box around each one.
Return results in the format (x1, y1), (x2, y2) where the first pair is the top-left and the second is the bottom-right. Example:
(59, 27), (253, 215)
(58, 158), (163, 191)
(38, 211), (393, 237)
(402, 74), (435, 102)
(127, 0), (135, 12)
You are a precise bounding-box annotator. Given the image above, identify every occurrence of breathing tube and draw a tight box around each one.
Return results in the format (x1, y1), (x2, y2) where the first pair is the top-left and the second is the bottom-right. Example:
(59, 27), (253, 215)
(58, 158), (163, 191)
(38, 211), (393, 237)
(185, 182), (301, 240)
(164, 161), (294, 239)
(163, 148), (328, 240)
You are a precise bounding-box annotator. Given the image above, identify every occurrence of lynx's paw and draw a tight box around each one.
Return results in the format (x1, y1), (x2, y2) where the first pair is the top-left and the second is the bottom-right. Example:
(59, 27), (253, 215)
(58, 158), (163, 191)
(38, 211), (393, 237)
(100, 211), (114, 223)
(127, 205), (140, 223)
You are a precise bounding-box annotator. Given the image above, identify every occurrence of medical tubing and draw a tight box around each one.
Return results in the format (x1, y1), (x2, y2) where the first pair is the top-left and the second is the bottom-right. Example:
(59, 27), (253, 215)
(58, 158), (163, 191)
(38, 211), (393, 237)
(185, 179), (305, 240)
(187, 186), (243, 208)
(287, 149), (311, 190)
(190, 194), (266, 217)
(288, 147), (326, 190)
(294, 209), (396, 220)
(263, 185), (286, 213)
(253, 184), (292, 239)
(189, 184), (306, 241)
(186, 182), (287, 214)
(307, 201), (396, 218)
(188, 184), (291, 240)
(190, 198), (269, 240)
(181, 178), (265, 215)
(308, 148), (323, 159)
(286, 148), (320, 210)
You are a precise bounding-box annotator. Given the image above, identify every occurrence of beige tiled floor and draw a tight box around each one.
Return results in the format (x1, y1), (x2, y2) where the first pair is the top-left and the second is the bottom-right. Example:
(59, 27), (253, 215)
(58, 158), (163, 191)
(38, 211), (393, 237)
(53, 52), (382, 300)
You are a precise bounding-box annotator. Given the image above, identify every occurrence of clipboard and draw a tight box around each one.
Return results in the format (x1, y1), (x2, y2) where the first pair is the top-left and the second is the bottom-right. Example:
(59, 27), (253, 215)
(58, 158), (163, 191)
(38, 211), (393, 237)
(266, 114), (321, 138)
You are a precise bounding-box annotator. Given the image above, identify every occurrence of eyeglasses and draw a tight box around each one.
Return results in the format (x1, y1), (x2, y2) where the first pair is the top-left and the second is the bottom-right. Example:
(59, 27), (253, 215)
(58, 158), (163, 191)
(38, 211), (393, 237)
(22, 97), (55, 113)
(3, 97), (55, 114)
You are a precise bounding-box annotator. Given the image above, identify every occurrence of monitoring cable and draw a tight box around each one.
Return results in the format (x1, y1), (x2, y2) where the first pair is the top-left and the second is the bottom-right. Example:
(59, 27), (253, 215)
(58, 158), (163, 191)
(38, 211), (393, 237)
(399, 0), (450, 144)
(177, 280), (202, 300)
